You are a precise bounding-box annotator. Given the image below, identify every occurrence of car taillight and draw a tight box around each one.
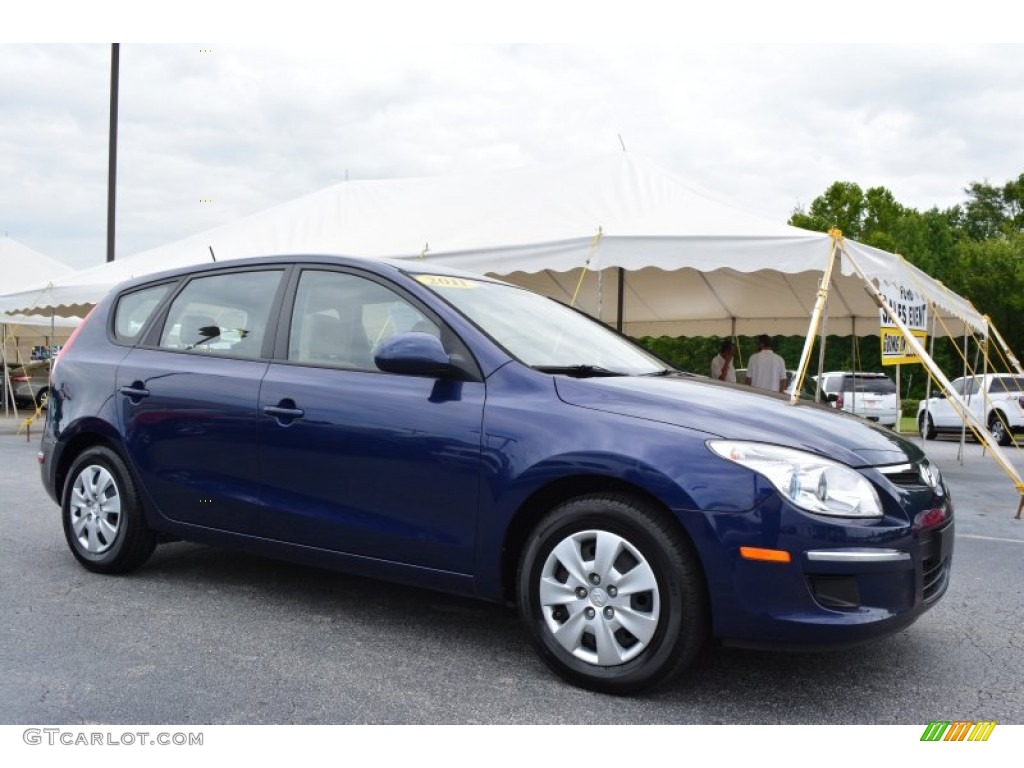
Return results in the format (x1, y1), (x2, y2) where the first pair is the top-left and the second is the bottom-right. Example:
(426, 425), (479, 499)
(50, 306), (95, 379)
(836, 393), (844, 409)
(11, 375), (29, 383)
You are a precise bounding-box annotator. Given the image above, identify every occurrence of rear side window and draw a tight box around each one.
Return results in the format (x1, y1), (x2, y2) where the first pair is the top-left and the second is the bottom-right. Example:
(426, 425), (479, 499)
(113, 284), (172, 343)
(158, 270), (284, 358)
(989, 377), (1024, 393)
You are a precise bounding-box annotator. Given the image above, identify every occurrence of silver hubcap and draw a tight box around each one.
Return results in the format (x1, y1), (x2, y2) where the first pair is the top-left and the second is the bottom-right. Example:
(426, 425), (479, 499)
(69, 465), (122, 554)
(539, 530), (661, 666)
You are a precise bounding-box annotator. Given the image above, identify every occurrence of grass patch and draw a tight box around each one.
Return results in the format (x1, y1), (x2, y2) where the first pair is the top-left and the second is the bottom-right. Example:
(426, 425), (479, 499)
(897, 416), (919, 434)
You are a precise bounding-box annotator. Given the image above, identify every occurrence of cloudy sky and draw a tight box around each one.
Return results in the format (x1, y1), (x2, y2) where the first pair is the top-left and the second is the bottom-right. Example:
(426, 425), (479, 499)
(3, 7), (1024, 271)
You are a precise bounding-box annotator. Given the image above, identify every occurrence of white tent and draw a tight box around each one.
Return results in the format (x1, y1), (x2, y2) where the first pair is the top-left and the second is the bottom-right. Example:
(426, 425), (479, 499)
(1, 236), (75, 299)
(3, 153), (1020, 502)
(0, 153), (985, 341)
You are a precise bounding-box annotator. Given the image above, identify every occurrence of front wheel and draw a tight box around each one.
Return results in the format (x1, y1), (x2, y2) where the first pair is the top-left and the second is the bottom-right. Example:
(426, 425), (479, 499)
(919, 413), (936, 440)
(517, 494), (707, 694)
(62, 446), (157, 574)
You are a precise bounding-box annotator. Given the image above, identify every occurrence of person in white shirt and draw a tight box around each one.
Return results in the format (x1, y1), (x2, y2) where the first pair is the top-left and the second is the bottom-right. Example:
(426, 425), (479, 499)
(710, 339), (736, 383)
(745, 335), (787, 392)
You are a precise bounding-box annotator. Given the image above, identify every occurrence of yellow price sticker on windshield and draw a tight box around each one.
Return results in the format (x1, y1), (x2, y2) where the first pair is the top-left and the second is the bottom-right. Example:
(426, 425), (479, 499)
(416, 275), (479, 289)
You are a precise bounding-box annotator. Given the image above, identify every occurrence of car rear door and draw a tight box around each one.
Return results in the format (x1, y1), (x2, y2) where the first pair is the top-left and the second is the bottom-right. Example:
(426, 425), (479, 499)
(116, 268), (287, 535)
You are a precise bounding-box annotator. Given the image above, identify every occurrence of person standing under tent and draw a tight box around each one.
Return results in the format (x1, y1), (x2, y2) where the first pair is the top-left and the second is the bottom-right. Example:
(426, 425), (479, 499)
(710, 339), (736, 383)
(745, 334), (787, 392)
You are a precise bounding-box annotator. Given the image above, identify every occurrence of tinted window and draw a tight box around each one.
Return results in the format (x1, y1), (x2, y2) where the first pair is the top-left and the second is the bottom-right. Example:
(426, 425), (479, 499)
(988, 377), (1024, 393)
(288, 270), (439, 370)
(114, 283), (172, 343)
(158, 270), (283, 358)
(841, 376), (896, 394)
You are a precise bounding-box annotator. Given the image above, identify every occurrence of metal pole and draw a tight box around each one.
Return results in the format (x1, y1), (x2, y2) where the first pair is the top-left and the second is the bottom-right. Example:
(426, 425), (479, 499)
(106, 43), (120, 263)
(616, 267), (625, 333)
(922, 313), (936, 446)
(959, 326), (968, 463)
(790, 231), (841, 406)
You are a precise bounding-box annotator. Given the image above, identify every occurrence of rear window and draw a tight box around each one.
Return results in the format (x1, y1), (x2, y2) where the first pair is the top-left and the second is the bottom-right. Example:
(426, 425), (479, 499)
(841, 375), (896, 394)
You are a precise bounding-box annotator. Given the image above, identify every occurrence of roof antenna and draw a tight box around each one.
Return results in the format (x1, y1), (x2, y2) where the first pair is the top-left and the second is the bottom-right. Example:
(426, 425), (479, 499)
(209, 246), (217, 262)
(618, 133), (627, 152)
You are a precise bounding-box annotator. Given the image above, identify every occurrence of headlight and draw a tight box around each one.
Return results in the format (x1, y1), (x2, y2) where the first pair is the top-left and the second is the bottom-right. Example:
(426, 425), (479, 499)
(919, 458), (941, 490)
(708, 440), (883, 518)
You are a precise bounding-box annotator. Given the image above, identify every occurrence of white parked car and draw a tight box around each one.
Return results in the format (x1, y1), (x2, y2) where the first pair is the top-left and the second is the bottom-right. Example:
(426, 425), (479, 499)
(816, 371), (899, 427)
(917, 373), (1024, 446)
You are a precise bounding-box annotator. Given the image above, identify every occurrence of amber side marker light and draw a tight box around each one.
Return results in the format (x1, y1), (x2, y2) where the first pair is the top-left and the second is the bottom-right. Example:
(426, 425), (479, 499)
(739, 546), (792, 563)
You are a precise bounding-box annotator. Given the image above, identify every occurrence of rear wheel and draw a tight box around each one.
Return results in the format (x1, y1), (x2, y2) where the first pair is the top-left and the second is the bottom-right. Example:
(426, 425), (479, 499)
(62, 446), (156, 574)
(919, 413), (936, 440)
(989, 412), (1011, 446)
(517, 494), (707, 694)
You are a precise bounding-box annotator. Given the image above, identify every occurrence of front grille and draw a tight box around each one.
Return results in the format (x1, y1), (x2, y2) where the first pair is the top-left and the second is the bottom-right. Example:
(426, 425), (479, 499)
(919, 522), (953, 602)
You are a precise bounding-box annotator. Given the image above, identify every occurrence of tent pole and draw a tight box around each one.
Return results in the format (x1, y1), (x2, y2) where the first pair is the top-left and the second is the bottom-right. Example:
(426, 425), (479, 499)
(814, 286), (829, 402)
(922, 313), (937, 447)
(986, 316), (1024, 376)
(790, 230), (841, 406)
(896, 364), (901, 433)
(959, 326), (969, 464)
(616, 267), (625, 333)
(1, 322), (7, 417)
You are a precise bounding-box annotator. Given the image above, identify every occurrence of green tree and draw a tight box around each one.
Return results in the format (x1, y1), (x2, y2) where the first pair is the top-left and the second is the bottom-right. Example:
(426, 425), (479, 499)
(790, 181), (867, 239)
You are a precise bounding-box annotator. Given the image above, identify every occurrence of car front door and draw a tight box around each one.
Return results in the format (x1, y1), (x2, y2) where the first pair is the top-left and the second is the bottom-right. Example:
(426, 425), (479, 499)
(256, 268), (485, 574)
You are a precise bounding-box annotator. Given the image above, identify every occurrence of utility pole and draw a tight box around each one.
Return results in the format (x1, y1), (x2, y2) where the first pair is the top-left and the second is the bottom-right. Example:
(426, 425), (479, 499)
(106, 43), (120, 263)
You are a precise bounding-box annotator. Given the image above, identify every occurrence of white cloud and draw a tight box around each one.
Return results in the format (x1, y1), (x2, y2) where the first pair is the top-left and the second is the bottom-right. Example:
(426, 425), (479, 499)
(2, 42), (1024, 271)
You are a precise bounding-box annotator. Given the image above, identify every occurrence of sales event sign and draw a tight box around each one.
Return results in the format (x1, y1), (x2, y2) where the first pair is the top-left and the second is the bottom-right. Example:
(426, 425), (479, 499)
(879, 284), (928, 366)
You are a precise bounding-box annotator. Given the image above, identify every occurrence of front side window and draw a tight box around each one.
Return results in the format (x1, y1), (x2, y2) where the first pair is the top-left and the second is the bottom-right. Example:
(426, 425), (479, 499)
(288, 270), (439, 370)
(158, 270), (283, 358)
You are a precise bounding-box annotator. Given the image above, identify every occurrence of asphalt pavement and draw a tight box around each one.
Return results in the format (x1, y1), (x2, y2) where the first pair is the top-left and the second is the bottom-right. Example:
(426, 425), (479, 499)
(1, 413), (1022, 725)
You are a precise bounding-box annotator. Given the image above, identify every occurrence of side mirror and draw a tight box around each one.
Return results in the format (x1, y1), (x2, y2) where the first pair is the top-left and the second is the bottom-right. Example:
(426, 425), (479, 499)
(374, 332), (458, 378)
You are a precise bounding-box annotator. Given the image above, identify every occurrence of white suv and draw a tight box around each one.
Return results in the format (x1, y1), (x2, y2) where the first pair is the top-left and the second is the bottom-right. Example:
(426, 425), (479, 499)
(816, 371), (899, 427)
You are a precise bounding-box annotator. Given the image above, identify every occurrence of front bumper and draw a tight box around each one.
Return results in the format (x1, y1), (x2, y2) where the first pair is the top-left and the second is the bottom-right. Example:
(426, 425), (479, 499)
(694, 489), (953, 649)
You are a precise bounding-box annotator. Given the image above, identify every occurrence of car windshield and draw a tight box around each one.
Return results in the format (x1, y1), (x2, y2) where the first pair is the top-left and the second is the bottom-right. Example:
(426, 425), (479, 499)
(413, 274), (669, 376)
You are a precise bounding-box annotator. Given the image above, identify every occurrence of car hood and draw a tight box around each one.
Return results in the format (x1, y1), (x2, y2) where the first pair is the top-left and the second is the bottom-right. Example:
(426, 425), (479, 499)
(554, 374), (923, 468)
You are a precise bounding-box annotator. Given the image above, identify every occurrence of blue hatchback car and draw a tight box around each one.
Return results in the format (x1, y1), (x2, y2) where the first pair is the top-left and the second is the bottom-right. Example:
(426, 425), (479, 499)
(39, 255), (953, 693)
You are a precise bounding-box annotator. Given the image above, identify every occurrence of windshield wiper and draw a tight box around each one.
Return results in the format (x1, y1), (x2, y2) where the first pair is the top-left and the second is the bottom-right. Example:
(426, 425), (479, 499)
(534, 364), (629, 378)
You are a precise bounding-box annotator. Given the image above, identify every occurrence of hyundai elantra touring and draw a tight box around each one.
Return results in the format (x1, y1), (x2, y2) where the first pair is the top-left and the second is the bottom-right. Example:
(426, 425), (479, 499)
(39, 255), (953, 693)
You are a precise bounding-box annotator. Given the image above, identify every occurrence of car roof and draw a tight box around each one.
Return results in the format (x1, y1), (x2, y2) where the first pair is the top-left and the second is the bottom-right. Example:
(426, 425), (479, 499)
(817, 371), (891, 378)
(113, 253), (501, 294)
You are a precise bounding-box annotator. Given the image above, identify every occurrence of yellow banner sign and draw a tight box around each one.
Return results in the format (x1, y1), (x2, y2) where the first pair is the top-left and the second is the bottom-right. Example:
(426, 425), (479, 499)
(880, 328), (927, 366)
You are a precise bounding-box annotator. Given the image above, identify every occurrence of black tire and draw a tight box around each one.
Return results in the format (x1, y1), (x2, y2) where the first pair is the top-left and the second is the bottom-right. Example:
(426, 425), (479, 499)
(61, 446), (157, 574)
(36, 387), (49, 410)
(919, 413), (936, 440)
(989, 412), (1011, 446)
(517, 493), (707, 694)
